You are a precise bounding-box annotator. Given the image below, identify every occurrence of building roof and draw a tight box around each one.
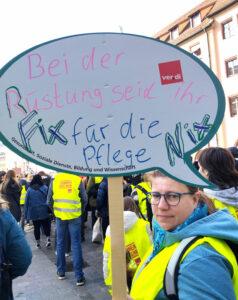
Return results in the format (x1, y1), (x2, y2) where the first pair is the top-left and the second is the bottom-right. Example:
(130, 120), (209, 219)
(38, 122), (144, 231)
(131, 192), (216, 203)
(154, 0), (237, 45)
(208, 0), (238, 16)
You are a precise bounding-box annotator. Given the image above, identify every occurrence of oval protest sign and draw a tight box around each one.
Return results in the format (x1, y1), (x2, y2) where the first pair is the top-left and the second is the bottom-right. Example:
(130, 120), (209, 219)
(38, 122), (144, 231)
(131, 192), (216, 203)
(0, 33), (225, 186)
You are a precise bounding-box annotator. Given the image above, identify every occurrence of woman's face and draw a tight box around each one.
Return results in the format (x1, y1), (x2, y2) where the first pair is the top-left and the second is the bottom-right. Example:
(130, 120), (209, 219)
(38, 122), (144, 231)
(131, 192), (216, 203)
(151, 177), (199, 231)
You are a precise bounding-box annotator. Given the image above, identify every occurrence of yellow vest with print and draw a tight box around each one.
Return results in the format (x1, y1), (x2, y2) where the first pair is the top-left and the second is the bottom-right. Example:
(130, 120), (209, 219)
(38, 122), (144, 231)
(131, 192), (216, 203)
(20, 185), (27, 205)
(103, 218), (152, 293)
(134, 182), (151, 218)
(94, 176), (103, 184)
(212, 198), (238, 220)
(53, 173), (82, 220)
(130, 237), (238, 300)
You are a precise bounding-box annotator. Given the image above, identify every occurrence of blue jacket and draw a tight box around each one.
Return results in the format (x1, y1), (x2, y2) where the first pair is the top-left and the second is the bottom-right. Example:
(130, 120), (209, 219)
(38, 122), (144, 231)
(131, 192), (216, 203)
(96, 178), (108, 218)
(0, 208), (32, 279)
(24, 184), (50, 221)
(156, 209), (238, 300)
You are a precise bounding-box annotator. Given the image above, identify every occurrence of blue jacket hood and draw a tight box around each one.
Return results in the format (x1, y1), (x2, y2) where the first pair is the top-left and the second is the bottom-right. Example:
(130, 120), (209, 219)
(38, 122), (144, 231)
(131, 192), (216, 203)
(163, 209), (238, 247)
(30, 184), (47, 192)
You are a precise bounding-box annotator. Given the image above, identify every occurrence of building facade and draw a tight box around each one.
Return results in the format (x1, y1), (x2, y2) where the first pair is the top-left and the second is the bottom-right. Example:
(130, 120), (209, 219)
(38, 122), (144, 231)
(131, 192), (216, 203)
(155, 0), (238, 147)
(0, 142), (50, 175)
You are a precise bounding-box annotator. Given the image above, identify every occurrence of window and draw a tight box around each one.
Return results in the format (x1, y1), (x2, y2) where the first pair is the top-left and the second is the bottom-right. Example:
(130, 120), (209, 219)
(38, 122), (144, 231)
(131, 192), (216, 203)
(225, 57), (238, 77)
(190, 44), (202, 59)
(229, 95), (238, 117)
(190, 12), (201, 28)
(170, 27), (179, 40)
(222, 19), (235, 39)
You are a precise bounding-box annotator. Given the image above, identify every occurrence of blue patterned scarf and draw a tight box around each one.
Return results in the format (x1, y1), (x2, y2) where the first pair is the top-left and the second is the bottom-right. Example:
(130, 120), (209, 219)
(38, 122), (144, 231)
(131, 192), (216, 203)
(149, 203), (208, 261)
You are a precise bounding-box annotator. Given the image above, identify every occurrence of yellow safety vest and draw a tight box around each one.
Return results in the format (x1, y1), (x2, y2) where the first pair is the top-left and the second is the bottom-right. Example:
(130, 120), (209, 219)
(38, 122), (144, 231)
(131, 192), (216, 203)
(130, 237), (238, 300)
(212, 198), (238, 220)
(103, 218), (152, 294)
(95, 176), (103, 184)
(20, 185), (27, 205)
(53, 173), (82, 220)
(133, 182), (151, 218)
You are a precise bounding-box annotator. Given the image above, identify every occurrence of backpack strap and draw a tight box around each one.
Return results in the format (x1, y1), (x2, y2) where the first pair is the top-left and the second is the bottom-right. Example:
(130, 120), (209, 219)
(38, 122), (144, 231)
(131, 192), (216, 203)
(132, 184), (152, 224)
(131, 186), (146, 221)
(164, 236), (202, 300)
(134, 185), (149, 199)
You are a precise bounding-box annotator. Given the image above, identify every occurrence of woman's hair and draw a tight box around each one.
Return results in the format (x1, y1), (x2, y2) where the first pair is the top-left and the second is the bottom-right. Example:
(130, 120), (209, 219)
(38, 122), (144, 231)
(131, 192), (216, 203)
(5, 170), (16, 180)
(1, 170), (17, 190)
(194, 149), (203, 162)
(0, 171), (6, 177)
(150, 171), (216, 214)
(30, 174), (44, 186)
(124, 196), (140, 217)
(198, 147), (238, 189)
(142, 172), (153, 182)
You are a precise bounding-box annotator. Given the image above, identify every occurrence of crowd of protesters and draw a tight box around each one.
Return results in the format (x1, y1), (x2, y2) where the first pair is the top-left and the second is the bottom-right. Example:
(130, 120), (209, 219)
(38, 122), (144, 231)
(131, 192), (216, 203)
(0, 142), (238, 299)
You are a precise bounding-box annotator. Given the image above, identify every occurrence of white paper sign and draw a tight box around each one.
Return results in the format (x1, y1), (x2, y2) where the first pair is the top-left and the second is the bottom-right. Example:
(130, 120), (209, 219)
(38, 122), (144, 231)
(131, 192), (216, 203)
(0, 33), (225, 186)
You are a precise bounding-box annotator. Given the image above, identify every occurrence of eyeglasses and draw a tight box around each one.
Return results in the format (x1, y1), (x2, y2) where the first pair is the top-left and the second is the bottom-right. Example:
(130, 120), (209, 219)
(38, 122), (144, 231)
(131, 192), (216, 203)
(147, 191), (194, 207)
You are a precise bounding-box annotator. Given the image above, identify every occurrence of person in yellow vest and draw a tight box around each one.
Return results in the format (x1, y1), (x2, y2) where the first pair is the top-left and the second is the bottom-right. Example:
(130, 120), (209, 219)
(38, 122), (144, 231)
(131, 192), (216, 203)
(47, 172), (87, 286)
(103, 196), (152, 295)
(19, 174), (31, 230)
(129, 171), (238, 300)
(123, 174), (143, 196)
(131, 173), (152, 224)
(198, 147), (238, 219)
(20, 183), (27, 206)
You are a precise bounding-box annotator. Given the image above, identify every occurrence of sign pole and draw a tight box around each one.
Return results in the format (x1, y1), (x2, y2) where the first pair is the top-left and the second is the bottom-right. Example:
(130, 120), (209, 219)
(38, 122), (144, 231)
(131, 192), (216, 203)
(108, 176), (127, 299)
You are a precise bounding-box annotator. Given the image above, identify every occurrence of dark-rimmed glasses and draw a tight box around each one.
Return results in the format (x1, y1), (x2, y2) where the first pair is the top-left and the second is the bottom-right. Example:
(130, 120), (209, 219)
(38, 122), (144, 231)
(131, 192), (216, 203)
(147, 192), (194, 207)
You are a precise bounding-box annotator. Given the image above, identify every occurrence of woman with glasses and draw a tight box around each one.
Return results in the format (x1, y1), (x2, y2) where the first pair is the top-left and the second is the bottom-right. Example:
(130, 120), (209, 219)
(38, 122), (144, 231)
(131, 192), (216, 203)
(198, 147), (238, 220)
(129, 171), (238, 300)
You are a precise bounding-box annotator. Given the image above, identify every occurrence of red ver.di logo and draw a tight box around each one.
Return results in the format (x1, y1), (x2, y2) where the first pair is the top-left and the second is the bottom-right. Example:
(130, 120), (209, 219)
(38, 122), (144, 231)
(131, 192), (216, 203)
(158, 60), (183, 85)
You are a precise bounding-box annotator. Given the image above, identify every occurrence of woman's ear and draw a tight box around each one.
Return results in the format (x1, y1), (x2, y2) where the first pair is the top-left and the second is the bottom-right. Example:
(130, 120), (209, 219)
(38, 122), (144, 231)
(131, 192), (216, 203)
(199, 167), (209, 179)
(193, 192), (200, 206)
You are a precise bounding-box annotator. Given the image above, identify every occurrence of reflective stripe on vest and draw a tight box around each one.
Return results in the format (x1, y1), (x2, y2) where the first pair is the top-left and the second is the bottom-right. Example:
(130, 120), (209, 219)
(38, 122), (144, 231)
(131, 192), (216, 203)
(212, 198), (238, 220)
(54, 207), (81, 213)
(103, 218), (152, 293)
(130, 236), (238, 300)
(134, 182), (151, 218)
(54, 199), (80, 204)
(53, 173), (82, 220)
(20, 185), (27, 205)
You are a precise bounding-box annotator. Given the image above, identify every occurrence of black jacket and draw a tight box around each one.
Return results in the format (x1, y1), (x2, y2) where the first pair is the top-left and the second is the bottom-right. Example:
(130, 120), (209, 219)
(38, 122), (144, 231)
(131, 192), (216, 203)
(0, 179), (22, 222)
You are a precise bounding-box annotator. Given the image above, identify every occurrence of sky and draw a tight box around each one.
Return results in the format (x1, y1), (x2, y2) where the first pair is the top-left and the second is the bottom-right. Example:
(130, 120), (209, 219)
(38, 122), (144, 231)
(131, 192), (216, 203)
(0, 0), (203, 67)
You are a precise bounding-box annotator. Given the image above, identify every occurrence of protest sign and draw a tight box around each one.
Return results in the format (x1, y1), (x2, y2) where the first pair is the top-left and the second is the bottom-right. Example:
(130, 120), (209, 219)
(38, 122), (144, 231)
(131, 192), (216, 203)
(0, 33), (226, 299)
(0, 33), (225, 187)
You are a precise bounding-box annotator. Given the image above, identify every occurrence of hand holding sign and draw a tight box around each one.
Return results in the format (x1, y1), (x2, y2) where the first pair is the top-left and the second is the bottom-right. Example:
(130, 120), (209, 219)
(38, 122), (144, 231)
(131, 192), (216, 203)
(0, 33), (225, 187)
